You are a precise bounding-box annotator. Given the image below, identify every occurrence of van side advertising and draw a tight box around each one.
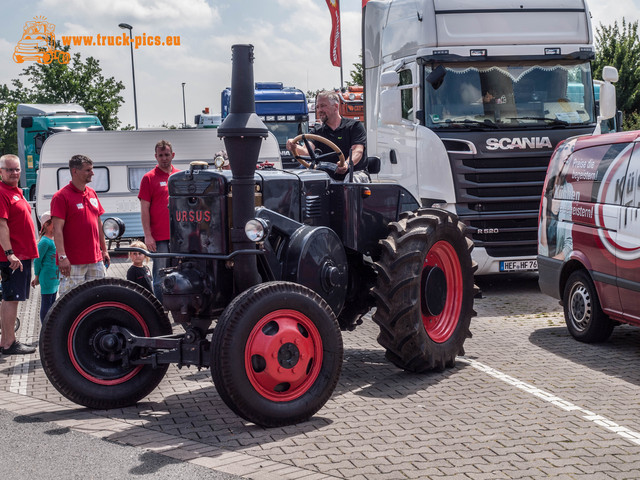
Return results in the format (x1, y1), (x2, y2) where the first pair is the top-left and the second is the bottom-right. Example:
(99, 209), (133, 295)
(538, 131), (640, 342)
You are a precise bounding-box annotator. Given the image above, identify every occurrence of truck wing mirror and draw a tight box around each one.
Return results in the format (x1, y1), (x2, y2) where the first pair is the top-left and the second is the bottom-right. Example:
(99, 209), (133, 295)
(598, 81), (616, 120)
(367, 156), (381, 174)
(616, 110), (624, 132)
(602, 66), (618, 83)
(380, 70), (399, 87)
(21, 117), (33, 129)
(380, 88), (402, 125)
(34, 133), (46, 155)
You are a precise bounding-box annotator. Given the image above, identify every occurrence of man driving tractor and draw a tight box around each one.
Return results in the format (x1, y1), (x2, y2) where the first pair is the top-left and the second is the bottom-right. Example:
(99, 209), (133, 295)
(286, 90), (368, 182)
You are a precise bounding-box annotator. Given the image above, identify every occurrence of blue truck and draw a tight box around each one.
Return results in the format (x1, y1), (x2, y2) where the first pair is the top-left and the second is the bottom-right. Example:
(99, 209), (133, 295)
(221, 82), (308, 168)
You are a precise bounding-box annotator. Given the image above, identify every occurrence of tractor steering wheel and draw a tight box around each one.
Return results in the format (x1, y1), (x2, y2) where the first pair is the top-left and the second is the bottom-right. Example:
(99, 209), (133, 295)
(290, 134), (346, 170)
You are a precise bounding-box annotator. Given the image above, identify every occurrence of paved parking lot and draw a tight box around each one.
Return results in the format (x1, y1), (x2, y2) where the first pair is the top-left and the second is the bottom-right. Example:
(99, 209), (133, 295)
(2, 258), (640, 479)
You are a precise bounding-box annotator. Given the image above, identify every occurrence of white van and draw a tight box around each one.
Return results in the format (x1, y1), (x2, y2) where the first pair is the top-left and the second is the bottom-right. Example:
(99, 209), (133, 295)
(35, 129), (282, 240)
(538, 130), (640, 342)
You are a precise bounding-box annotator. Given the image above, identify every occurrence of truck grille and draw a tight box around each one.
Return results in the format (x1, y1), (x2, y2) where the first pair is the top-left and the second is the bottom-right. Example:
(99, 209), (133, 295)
(451, 150), (549, 258)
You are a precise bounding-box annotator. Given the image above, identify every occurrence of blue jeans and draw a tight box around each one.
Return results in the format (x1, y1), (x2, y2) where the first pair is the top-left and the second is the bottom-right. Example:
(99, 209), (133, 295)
(40, 293), (57, 323)
(152, 240), (170, 304)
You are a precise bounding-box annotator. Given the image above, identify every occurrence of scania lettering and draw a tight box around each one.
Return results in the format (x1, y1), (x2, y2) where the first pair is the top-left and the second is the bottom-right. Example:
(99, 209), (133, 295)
(364, 0), (616, 274)
(486, 137), (553, 151)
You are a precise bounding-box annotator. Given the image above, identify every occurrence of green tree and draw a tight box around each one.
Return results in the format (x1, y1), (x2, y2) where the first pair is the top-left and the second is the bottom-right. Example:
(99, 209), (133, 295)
(0, 43), (125, 154)
(592, 19), (640, 130)
(0, 80), (32, 155)
(19, 43), (125, 130)
(306, 89), (322, 100)
(346, 56), (363, 86)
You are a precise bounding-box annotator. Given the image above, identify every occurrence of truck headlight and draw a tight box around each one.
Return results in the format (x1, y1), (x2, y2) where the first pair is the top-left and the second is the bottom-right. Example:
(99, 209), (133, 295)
(103, 217), (125, 240)
(245, 218), (270, 242)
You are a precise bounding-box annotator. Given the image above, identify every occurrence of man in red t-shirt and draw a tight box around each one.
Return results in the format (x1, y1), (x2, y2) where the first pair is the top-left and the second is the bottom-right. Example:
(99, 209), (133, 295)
(51, 155), (109, 297)
(0, 154), (38, 355)
(138, 139), (180, 302)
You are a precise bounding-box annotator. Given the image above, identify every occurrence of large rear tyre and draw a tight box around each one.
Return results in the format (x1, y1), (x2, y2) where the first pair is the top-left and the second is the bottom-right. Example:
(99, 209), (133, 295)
(211, 281), (343, 427)
(372, 208), (475, 372)
(39, 278), (172, 409)
(563, 270), (614, 343)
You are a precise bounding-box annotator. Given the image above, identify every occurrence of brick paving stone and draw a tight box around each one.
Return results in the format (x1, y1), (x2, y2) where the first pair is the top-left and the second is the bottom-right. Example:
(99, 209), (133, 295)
(5, 263), (640, 478)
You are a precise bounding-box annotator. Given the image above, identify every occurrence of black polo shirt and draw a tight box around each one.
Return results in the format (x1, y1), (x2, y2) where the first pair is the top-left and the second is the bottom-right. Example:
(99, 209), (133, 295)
(310, 118), (367, 171)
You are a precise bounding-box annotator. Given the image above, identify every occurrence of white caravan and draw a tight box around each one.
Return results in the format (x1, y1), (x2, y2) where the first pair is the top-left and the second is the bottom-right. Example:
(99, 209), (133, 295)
(364, 0), (615, 274)
(35, 129), (281, 240)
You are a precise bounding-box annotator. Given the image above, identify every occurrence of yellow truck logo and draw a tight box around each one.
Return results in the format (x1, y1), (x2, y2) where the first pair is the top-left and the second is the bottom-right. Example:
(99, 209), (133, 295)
(13, 16), (70, 65)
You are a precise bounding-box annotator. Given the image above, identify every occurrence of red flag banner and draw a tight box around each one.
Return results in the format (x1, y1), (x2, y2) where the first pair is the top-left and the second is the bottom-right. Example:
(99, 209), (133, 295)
(326, 0), (341, 67)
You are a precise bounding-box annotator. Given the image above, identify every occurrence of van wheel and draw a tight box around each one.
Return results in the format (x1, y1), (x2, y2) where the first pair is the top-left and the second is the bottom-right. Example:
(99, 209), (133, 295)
(563, 270), (614, 343)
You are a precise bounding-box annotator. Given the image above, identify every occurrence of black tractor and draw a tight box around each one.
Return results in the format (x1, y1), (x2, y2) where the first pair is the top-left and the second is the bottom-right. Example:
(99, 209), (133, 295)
(39, 45), (476, 428)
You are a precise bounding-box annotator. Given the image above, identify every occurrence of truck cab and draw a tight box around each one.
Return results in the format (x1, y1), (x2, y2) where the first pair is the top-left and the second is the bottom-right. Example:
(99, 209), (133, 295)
(221, 82), (309, 169)
(17, 103), (103, 200)
(364, 0), (608, 274)
(337, 86), (364, 123)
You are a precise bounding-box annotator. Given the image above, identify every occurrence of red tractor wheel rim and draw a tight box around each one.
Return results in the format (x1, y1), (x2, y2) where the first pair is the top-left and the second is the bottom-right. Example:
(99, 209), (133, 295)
(244, 309), (323, 402)
(68, 302), (150, 385)
(422, 240), (463, 343)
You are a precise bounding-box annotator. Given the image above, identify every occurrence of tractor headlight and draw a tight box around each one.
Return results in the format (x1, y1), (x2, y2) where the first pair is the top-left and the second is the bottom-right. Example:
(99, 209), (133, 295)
(103, 217), (125, 240)
(245, 218), (270, 242)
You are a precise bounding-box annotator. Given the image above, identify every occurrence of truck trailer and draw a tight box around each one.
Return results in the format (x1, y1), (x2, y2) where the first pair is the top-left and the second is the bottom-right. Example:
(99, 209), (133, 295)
(363, 0), (613, 274)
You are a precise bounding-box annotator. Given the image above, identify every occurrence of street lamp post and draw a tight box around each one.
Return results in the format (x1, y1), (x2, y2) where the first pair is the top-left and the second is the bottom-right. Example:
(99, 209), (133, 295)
(118, 23), (138, 130)
(181, 82), (187, 128)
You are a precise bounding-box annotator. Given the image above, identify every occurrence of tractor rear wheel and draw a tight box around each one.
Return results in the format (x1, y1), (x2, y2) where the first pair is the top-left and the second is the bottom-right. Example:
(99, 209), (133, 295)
(372, 208), (475, 372)
(211, 281), (343, 427)
(39, 278), (172, 409)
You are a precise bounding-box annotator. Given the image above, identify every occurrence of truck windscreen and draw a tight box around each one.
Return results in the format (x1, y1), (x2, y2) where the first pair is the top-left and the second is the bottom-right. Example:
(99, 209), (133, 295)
(424, 61), (595, 129)
(264, 122), (307, 145)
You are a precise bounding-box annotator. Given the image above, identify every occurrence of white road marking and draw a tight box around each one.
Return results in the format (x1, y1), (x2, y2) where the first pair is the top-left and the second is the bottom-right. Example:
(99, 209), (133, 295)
(9, 308), (36, 395)
(461, 357), (640, 446)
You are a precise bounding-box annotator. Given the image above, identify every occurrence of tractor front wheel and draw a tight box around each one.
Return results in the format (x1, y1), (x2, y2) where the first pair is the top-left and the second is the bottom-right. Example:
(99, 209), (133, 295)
(211, 281), (343, 427)
(39, 278), (172, 409)
(372, 208), (475, 372)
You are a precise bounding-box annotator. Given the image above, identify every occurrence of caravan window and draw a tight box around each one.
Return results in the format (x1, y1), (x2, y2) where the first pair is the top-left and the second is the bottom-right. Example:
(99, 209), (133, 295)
(57, 167), (109, 192)
(128, 167), (150, 191)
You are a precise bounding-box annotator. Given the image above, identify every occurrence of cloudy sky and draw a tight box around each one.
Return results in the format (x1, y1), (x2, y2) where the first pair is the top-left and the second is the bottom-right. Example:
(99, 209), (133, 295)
(1, 0), (638, 128)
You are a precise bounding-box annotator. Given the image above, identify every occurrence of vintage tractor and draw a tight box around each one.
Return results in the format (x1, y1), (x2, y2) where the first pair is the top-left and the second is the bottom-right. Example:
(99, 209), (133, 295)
(39, 45), (476, 428)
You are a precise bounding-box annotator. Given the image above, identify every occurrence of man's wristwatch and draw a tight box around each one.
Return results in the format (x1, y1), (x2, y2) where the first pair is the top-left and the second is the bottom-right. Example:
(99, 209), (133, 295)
(4, 249), (13, 256)
(58, 254), (67, 261)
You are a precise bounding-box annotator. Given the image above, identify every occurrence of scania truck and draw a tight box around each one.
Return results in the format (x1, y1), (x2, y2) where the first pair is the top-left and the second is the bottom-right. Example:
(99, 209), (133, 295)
(221, 82), (308, 168)
(363, 0), (612, 274)
(17, 103), (103, 200)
